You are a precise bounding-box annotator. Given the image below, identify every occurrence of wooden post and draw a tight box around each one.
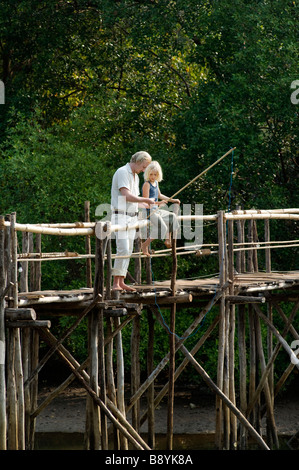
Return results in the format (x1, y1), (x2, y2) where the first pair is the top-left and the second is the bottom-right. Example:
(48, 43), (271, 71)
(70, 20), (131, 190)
(215, 211), (226, 449)
(29, 233), (34, 292)
(35, 234), (41, 291)
(166, 208), (178, 450)
(115, 316), (128, 450)
(147, 308), (155, 448)
(252, 221), (259, 272)
(88, 224), (107, 449)
(98, 233), (108, 449)
(131, 237), (141, 433)
(236, 206), (245, 273)
(227, 219), (237, 449)
(265, 219), (274, 428)
(11, 214), (25, 450)
(6, 214), (18, 449)
(264, 219), (271, 273)
(105, 227), (119, 448)
(248, 305), (259, 429)
(106, 317), (119, 449)
(20, 231), (32, 449)
(85, 201), (92, 288)
(236, 208), (247, 448)
(237, 303), (247, 449)
(29, 329), (39, 449)
(0, 216), (7, 450)
(255, 315), (279, 448)
(19, 232), (29, 292)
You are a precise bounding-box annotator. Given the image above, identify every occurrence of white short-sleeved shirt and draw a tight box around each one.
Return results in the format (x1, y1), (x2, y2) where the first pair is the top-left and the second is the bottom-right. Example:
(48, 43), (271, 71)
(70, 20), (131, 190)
(111, 163), (140, 214)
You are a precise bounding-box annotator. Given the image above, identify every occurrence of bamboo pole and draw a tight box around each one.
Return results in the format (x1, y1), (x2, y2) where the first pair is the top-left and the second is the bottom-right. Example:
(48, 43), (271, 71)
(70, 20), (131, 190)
(85, 201), (92, 288)
(19, 232), (29, 292)
(114, 316), (128, 450)
(227, 219), (237, 449)
(246, 299), (299, 416)
(20, 232), (32, 449)
(24, 295), (102, 389)
(4, 211), (299, 238)
(147, 309), (155, 448)
(38, 325), (150, 451)
(177, 342), (270, 450)
(87, 307), (101, 449)
(131, 237), (141, 434)
(29, 329), (39, 449)
(215, 211), (226, 449)
(7, 329), (17, 449)
(105, 230), (119, 448)
(140, 310), (220, 427)
(106, 317), (120, 449)
(167, 147), (236, 201)
(86, 232), (105, 449)
(126, 290), (224, 414)
(150, 297), (270, 450)
(166, 230), (177, 450)
(94, 232), (108, 449)
(0, 216), (7, 450)
(255, 315), (279, 448)
(237, 304), (247, 449)
(5, 214), (17, 450)
(38, 327), (150, 450)
(225, 213), (299, 220)
(10, 213), (25, 449)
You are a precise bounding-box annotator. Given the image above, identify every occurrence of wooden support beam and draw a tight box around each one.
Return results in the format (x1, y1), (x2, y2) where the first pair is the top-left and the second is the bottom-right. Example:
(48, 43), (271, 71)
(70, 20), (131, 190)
(104, 308), (128, 317)
(178, 341), (270, 450)
(227, 295), (266, 304)
(24, 294), (102, 389)
(6, 320), (51, 329)
(0, 215), (7, 450)
(126, 290), (223, 414)
(37, 326), (151, 450)
(167, 230), (177, 450)
(5, 308), (36, 321)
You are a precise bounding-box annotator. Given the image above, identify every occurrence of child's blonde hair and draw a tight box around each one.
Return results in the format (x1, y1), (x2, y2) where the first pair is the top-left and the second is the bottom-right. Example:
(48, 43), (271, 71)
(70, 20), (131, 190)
(143, 161), (163, 182)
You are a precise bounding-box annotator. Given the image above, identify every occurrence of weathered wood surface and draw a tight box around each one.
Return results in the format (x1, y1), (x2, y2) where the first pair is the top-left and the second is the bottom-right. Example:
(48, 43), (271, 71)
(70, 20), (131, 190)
(14, 271), (299, 312)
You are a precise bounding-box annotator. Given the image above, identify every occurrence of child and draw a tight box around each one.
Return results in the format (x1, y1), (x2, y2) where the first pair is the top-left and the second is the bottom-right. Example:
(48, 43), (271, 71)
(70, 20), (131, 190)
(141, 161), (180, 256)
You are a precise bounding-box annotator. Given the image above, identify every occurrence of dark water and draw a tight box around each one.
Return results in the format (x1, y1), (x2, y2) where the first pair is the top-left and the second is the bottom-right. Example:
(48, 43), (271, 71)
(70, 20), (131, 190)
(35, 432), (217, 450)
(34, 432), (291, 451)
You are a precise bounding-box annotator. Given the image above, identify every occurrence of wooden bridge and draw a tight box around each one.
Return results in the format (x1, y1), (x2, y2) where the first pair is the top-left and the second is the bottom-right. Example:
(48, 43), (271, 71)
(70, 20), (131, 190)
(0, 207), (299, 450)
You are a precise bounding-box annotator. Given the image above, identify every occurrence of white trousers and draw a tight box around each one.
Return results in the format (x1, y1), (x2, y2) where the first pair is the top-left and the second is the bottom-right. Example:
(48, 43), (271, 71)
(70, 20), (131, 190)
(140, 208), (179, 240)
(111, 214), (137, 277)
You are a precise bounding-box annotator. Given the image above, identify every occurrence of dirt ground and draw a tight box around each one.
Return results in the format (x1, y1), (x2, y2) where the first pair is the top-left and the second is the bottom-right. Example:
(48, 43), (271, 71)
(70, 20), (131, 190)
(35, 382), (299, 441)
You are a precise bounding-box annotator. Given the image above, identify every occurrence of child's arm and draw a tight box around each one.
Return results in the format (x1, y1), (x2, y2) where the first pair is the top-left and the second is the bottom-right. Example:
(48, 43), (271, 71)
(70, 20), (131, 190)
(142, 181), (150, 198)
(158, 187), (180, 205)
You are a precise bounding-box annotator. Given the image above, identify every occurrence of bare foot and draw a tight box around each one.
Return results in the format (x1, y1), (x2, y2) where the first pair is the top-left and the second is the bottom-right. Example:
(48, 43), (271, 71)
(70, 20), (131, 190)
(165, 239), (172, 248)
(112, 285), (123, 291)
(119, 281), (136, 292)
(141, 242), (151, 257)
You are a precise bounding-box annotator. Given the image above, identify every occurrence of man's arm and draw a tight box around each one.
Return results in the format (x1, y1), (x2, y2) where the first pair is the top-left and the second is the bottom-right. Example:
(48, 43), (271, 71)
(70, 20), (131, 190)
(120, 187), (155, 207)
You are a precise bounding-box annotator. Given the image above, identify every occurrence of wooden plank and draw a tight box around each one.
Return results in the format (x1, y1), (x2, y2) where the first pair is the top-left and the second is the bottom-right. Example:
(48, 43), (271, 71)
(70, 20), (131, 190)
(5, 308), (36, 321)
(6, 320), (51, 328)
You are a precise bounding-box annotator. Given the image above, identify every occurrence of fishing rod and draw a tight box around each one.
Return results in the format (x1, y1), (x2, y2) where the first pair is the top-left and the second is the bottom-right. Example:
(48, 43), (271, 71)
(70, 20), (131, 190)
(166, 146), (236, 202)
(148, 147), (236, 215)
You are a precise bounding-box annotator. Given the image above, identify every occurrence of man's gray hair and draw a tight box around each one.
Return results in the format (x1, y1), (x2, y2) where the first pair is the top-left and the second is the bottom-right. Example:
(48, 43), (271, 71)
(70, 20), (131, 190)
(130, 151), (152, 164)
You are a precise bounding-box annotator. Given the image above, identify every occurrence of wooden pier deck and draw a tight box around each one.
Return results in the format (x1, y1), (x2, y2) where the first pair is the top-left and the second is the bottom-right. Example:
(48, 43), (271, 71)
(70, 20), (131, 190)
(17, 270), (299, 312)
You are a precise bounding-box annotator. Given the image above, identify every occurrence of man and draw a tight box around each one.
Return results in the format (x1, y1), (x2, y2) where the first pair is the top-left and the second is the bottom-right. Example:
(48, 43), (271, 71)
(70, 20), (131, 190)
(111, 151), (155, 291)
